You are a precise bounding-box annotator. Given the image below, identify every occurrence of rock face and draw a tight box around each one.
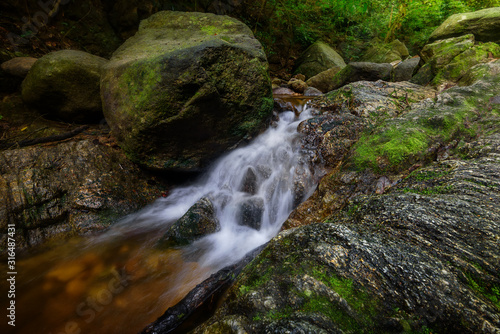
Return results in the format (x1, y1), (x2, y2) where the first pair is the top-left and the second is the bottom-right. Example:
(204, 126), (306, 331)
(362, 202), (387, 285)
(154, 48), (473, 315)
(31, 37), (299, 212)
(158, 197), (220, 248)
(293, 41), (346, 79)
(0, 139), (165, 253)
(429, 7), (500, 44)
(21, 50), (108, 123)
(100, 11), (273, 172)
(189, 58), (500, 334)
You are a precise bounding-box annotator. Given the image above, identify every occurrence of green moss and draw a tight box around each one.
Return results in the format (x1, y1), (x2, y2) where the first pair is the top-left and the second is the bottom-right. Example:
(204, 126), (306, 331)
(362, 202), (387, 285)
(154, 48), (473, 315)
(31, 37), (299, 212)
(350, 88), (487, 172)
(119, 59), (163, 115)
(353, 126), (429, 170)
(201, 26), (222, 35)
(432, 42), (500, 86)
(465, 273), (500, 309)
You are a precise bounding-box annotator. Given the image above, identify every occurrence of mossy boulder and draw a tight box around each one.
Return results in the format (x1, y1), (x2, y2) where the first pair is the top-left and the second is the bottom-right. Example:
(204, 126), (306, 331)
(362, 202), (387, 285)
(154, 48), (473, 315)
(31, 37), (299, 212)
(361, 39), (409, 63)
(429, 7), (500, 44)
(413, 34), (500, 87)
(21, 50), (108, 123)
(432, 42), (500, 86)
(158, 197), (220, 248)
(305, 67), (343, 93)
(326, 62), (393, 91)
(293, 41), (346, 79)
(420, 34), (475, 68)
(100, 11), (273, 172)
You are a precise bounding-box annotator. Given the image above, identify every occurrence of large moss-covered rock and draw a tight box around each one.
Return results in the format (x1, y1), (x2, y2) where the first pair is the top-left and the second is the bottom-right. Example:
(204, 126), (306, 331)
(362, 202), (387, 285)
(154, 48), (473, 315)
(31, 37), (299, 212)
(413, 34), (500, 87)
(420, 34), (475, 67)
(429, 7), (500, 44)
(293, 41), (346, 79)
(21, 50), (108, 123)
(305, 67), (343, 93)
(361, 39), (409, 63)
(158, 196), (220, 248)
(100, 11), (273, 172)
(432, 42), (500, 86)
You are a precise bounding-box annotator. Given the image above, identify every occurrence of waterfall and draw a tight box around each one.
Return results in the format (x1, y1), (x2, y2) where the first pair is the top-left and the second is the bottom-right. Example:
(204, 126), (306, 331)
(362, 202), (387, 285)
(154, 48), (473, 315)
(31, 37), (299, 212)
(105, 99), (317, 269)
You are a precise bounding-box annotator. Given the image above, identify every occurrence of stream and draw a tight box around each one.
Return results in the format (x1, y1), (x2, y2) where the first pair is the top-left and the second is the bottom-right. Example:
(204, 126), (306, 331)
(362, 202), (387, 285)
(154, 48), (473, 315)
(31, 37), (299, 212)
(1, 96), (319, 334)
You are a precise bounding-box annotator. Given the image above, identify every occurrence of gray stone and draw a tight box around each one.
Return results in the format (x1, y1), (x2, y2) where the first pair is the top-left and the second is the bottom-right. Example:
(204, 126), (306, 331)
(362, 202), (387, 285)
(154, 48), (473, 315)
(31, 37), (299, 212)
(393, 57), (420, 81)
(1, 57), (37, 78)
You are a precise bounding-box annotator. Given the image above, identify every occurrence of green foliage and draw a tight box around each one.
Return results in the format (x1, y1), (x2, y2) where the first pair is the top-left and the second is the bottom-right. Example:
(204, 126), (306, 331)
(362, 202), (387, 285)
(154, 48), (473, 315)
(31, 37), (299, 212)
(237, 0), (500, 61)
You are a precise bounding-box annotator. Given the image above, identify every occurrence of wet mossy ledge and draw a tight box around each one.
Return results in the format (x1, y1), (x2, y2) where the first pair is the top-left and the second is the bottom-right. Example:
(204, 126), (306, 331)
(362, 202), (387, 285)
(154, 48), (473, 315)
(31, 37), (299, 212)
(100, 10), (273, 172)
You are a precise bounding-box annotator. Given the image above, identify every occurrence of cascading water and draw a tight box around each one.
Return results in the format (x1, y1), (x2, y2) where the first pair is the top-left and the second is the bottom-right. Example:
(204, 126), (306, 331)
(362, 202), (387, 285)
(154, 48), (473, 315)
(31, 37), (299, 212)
(2, 97), (319, 334)
(109, 98), (317, 268)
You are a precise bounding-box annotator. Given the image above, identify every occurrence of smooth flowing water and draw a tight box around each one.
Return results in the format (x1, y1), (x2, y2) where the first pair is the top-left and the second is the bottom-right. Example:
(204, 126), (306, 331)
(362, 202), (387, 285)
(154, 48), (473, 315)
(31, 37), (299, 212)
(1, 97), (318, 334)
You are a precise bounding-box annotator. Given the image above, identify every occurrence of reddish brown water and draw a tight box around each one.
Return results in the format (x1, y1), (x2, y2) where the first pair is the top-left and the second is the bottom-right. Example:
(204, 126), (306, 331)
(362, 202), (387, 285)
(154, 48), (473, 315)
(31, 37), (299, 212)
(1, 235), (211, 334)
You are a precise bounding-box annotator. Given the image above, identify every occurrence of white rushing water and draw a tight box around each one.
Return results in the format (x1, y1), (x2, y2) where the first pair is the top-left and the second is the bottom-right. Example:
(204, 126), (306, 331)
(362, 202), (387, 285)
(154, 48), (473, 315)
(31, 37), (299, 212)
(103, 100), (318, 269)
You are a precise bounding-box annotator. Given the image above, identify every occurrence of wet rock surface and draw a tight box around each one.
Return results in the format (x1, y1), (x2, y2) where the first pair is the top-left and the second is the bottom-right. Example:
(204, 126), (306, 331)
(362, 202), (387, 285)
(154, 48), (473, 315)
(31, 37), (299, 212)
(0, 137), (166, 254)
(192, 132), (500, 334)
(158, 197), (220, 248)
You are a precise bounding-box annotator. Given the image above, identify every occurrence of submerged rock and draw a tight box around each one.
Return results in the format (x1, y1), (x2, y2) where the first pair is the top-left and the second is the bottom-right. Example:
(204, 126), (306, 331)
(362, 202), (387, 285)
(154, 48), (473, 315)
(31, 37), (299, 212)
(21, 50), (108, 123)
(293, 41), (346, 79)
(158, 197), (220, 248)
(101, 11), (272, 172)
(429, 7), (500, 44)
(239, 196), (265, 230)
